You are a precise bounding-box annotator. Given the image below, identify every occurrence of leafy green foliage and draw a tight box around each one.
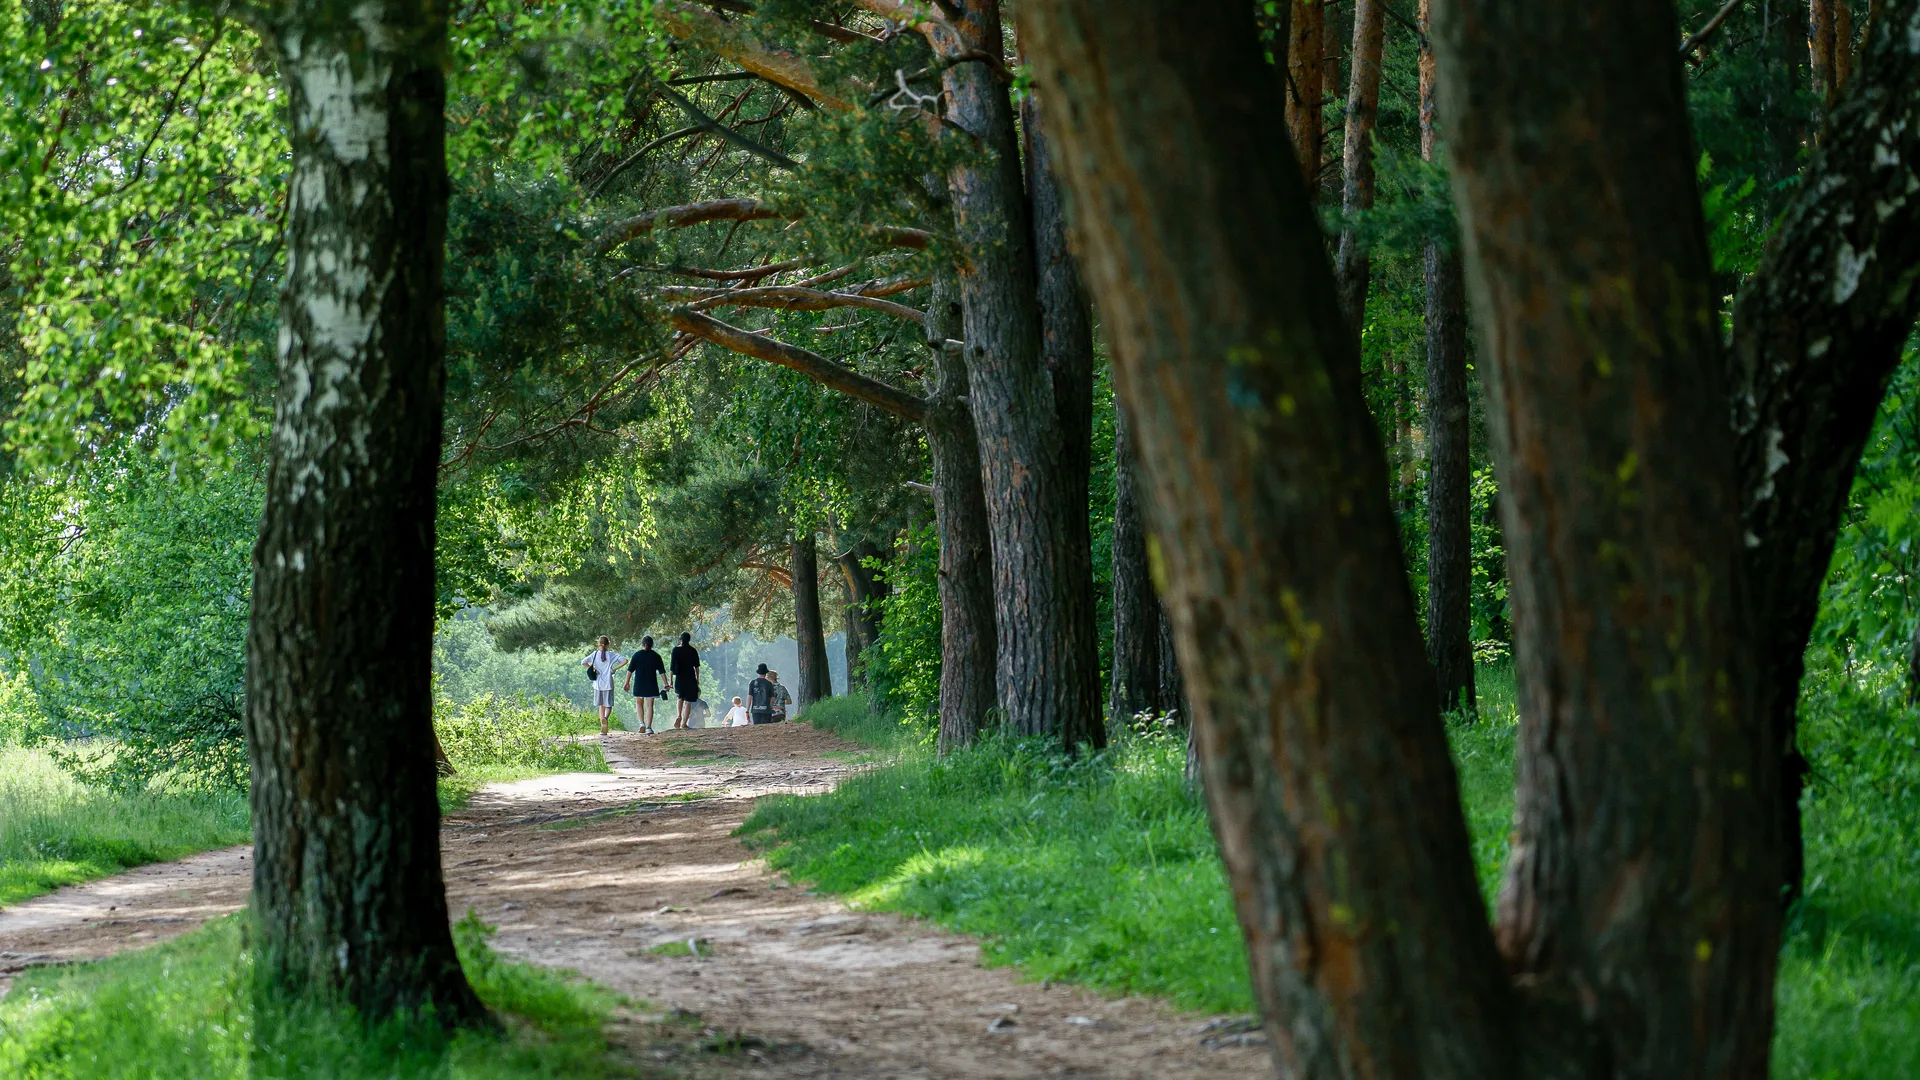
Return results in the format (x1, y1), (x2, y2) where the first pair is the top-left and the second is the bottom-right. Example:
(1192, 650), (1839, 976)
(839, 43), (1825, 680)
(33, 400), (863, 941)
(865, 517), (941, 729)
(0, 913), (633, 1079)
(1, 2), (281, 466)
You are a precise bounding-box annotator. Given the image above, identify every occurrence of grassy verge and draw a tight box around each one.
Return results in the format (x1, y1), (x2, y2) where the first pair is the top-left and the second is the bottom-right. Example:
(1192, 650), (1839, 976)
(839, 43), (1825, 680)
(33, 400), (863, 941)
(0, 913), (632, 1079)
(0, 747), (249, 908)
(794, 692), (918, 753)
(435, 693), (608, 812)
(753, 678), (1920, 1074)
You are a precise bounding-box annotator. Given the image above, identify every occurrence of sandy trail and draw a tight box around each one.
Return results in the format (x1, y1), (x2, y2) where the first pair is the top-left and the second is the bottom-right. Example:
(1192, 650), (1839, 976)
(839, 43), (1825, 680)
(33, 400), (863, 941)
(0, 723), (1266, 1078)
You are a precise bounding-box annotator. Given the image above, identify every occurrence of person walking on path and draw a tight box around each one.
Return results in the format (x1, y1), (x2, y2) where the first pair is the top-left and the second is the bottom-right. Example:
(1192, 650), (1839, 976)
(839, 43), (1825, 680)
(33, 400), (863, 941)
(623, 635), (667, 734)
(767, 669), (793, 724)
(668, 632), (701, 730)
(748, 664), (776, 726)
(581, 636), (627, 736)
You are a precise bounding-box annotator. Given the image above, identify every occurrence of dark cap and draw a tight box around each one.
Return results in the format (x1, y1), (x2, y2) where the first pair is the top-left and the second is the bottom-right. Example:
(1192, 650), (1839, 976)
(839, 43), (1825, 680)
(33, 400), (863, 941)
(756, 663), (769, 675)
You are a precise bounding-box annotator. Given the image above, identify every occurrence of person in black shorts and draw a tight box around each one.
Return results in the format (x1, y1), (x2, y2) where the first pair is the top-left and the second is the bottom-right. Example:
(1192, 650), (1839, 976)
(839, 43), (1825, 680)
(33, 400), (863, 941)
(668, 632), (701, 730)
(624, 635), (667, 734)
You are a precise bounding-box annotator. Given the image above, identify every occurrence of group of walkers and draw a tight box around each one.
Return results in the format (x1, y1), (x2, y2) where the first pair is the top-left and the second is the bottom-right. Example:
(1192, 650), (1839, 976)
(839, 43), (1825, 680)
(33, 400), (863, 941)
(580, 634), (791, 735)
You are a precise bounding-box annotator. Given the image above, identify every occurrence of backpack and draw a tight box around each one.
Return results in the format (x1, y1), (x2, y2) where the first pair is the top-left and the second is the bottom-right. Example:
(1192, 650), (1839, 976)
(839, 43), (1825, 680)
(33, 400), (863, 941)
(749, 677), (774, 711)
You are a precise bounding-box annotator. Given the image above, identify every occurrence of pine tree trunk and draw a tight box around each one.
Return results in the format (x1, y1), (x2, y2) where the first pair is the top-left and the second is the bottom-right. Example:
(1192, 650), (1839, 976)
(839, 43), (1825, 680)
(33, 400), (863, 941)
(1812, 0), (1838, 106)
(1108, 401), (1161, 725)
(923, 270), (1000, 752)
(245, 0), (482, 1024)
(1419, 0), (1475, 715)
(942, 0), (1102, 748)
(1023, 93), (1106, 751)
(1334, 0), (1387, 340)
(1727, 0), (1920, 903)
(791, 532), (833, 705)
(1017, 5), (1514, 1076)
(1836, 0), (1857, 88)
(1436, 2), (1779, 1072)
(1286, 0), (1324, 190)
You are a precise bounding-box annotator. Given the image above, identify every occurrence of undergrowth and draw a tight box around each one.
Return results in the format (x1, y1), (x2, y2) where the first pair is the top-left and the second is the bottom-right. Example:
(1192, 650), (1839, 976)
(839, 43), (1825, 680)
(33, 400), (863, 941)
(434, 693), (607, 812)
(0, 747), (249, 907)
(0, 912), (631, 1079)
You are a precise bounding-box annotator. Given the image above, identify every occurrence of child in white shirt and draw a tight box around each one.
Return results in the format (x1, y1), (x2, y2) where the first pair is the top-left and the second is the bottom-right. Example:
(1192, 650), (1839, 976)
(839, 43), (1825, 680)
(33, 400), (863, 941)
(724, 697), (750, 728)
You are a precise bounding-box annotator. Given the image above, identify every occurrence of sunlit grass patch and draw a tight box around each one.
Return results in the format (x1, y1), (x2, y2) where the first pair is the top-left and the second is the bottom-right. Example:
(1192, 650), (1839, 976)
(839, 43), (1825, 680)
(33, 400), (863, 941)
(0, 747), (249, 907)
(0, 912), (634, 1079)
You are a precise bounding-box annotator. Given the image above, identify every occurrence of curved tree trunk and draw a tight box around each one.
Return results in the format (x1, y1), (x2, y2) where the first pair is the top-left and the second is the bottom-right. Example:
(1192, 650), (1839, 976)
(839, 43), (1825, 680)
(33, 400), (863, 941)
(245, 0), (482, 1024)
(1437, 2), (1778, 1073)
(942, 0), (1103, 749)
(1108, 401), (1162, 725)
(792, 531), (833, 705)
(1334, 0), (1387, 340)
(1728, 0), (1920, 902)
(1419, 0), (1475, 715)
(1017, 5), (1515, 1077)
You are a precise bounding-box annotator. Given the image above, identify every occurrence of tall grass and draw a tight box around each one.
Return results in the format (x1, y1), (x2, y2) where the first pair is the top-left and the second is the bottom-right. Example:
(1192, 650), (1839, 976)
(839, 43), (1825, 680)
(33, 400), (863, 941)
(0, 913), (632, 1079)
(434, 693), (608, 811)
(0, 746), (249, 907)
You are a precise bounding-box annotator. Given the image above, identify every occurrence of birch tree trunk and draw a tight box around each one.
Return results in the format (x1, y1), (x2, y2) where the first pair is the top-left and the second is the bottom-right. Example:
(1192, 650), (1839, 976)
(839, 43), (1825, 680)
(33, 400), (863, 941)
(245, 0), (482, 1023)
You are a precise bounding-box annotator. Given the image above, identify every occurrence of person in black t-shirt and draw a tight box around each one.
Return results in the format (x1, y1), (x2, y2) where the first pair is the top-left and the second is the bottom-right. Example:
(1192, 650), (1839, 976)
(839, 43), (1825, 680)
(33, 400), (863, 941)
(623, 635), (667, 734)
(747, 663), (776, 725)
(668, 632), (701, 729)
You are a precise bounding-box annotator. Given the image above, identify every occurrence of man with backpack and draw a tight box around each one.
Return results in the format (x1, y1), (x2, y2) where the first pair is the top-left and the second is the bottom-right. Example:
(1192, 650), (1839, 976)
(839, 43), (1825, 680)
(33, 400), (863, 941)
(748, 664), (777, 725)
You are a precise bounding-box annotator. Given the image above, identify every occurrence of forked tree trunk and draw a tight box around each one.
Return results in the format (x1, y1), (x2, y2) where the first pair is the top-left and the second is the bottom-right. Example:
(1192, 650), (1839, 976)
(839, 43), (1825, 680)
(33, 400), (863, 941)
(1334, 0), (1387, 340)
(1436, 2), (1778, 1073)
(1727, 0), (1920, 901)
(1286, 0), (1324, 190)
(1419, 0), (1474, 714)
(791, 532), (833, 704)
(245, 0), (482, 1023)
(1108, 402), (1162, 725)
(924, 271), (1001, 752)
(943, 0), (1103, 749)
(1018, 5), (1514, 1077)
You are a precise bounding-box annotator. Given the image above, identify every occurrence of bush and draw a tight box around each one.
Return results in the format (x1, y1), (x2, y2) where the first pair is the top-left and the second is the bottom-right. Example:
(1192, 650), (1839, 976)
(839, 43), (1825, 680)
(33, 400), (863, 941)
(434, 692), (602, 772)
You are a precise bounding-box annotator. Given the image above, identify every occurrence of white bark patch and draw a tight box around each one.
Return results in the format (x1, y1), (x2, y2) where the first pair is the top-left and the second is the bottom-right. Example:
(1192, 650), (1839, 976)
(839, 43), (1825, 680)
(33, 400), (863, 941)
(1808, 336), (1832, 359)
(291, 45), (389, 166)
(1754, 426), (1789, 507)
(1833, 242), (1872, 304)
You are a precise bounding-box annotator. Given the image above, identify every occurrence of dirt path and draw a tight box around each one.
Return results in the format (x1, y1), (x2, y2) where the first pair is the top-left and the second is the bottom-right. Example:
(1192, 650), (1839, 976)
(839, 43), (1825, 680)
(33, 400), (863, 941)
(0, 724), (1267, 1078)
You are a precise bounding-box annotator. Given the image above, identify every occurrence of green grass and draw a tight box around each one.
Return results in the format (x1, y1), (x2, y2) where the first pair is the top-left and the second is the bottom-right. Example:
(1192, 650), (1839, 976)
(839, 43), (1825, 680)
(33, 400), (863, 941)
(0, 746), (250, 907)
(751, 672), (1920, 1074)
(798, 693), (920, 751)
(435, 693), (608, 812)
(0, 912), (634, 1079)
(743, 724), (1249, 1013)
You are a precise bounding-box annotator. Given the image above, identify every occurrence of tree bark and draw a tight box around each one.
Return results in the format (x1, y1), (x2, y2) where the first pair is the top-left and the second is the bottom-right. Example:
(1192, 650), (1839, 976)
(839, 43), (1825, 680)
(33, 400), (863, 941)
(924, 267), (1001, 752)
(1812, 0), (1839, 107)
(1108, 401), (1162, 725)
(1286, 0), (1325, 191)
(1018, 4), (1515, 1077)
(837, 539), (886, 692)
(245, 0), (482, 1023)
(1419, 0), (1474, 715)
(1837, 0), (1857, 89)
(1023, 92), (1106, 751)
(942, 0), (1103, 749)
(792, 531), (833, 705)
(1334, 0), (1388, 341)
(1436, 2), (1778, 1074)
(1727, 0), (1920, 903)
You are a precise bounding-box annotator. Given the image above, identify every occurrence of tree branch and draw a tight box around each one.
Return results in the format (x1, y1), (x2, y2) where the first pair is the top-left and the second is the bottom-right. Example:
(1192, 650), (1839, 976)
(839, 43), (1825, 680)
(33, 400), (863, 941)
(1679, 0), (1742, 58)
(670, 309), (929, 421)
(653, 77), (801, 170)
(594, 198), (934, 255)
(663, 283), (928, 324)
(650, 1), (857, 109)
